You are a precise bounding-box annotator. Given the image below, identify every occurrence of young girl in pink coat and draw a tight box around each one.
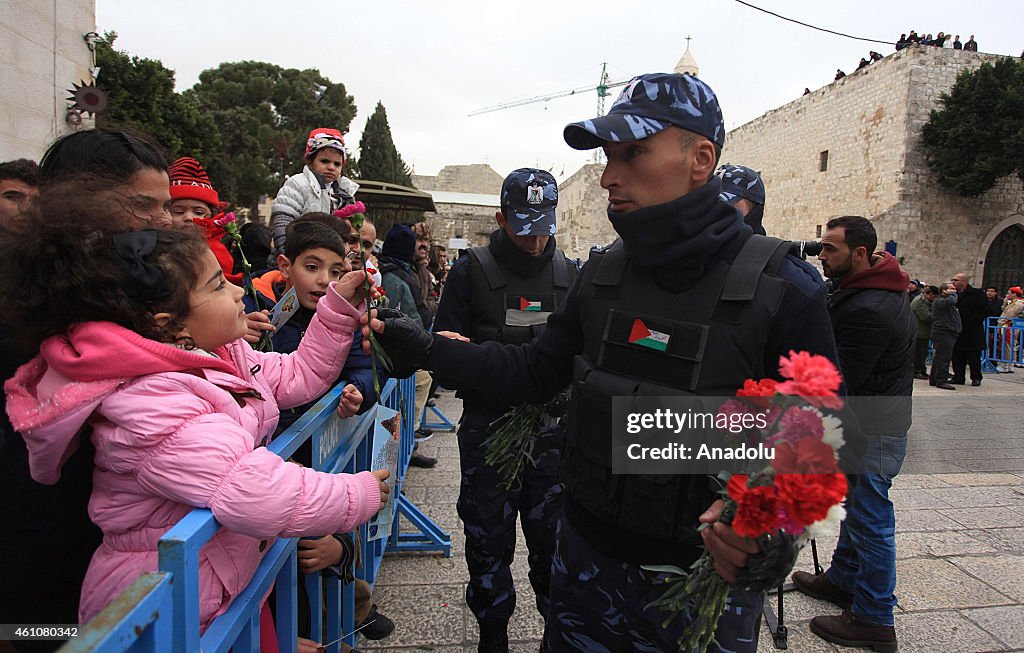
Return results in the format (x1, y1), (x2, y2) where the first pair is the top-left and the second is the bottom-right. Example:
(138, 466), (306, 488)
(2, 206), (389, 630)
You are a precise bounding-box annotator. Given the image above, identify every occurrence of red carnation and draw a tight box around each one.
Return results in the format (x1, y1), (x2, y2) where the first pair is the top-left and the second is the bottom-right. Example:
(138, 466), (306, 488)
(775, 351), (843, 409)
(772, 437), (840, 475)
(775, 473), (847, 526)
(736, 378), (779, 409)
(727, 475), (782, 538)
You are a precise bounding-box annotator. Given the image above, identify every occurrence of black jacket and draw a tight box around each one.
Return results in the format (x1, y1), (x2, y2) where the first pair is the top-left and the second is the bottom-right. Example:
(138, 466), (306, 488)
(954, 286), (991, 351)
(827, 254), (915, 435)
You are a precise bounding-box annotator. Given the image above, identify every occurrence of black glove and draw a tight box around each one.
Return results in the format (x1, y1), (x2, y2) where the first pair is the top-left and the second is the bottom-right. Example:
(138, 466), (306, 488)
(372, 308), (434, 378)
(734, 530), (799, 592)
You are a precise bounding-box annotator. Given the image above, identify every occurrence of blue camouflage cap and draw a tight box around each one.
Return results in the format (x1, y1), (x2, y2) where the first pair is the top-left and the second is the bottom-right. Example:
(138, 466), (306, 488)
(563, 72), (725, 150)
(500, 168), (558, 237)
(717, 164), (765, 206)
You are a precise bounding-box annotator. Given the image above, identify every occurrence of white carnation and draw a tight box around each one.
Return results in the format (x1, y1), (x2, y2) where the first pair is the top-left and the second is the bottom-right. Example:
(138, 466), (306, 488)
(802, 502), (847, 542)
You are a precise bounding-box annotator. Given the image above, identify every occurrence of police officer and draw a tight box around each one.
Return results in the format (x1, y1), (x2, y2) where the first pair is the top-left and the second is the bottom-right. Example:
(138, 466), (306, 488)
(433, 168), (577, 652)
(718, 164), (767, 235)
(364, 73), (849, 652)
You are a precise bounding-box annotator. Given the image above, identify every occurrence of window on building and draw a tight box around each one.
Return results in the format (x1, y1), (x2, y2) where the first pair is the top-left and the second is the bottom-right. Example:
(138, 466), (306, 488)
(819, 150), (829, 172)
(816, 225), (823, 238)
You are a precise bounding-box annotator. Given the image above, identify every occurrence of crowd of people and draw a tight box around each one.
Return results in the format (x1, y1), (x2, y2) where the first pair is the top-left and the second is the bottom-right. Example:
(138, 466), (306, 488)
(829, 30), (981, 84)
(0, 66), (1019, 653)
(895, 31), (978, 51)
(909, 278), (1024, 384)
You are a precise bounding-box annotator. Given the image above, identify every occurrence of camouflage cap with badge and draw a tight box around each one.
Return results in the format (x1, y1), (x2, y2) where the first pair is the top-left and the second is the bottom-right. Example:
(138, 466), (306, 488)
(500, 168), (558, 237)
(563, 72), (724, 150)
(717, 164), (765, 207)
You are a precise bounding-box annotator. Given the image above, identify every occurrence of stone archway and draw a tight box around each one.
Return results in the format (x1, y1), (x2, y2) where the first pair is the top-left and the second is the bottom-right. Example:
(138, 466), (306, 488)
(978, 215), (1024, 292)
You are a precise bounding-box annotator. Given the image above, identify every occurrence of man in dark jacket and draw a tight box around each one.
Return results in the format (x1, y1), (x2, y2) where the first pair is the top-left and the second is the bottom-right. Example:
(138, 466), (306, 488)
(951, 273), (991, 386)
(930, 283), (962, 389)
(794, 215), (914, 653)
(434, 168), (577, 652)
(364, 72), (851, 652)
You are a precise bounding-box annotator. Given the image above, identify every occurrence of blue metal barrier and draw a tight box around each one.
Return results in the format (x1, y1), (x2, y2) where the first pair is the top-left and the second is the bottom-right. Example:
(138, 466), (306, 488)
(984, 316), (1024, 371)
(63, 374), (450, 653)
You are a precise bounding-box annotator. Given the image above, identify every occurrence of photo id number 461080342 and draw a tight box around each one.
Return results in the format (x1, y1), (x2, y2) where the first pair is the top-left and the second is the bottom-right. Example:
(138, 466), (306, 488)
(0, 624), (80, 640)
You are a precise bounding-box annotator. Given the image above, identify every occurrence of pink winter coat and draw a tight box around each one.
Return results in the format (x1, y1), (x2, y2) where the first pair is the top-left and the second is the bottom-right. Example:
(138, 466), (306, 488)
(4, 284), (381, 628)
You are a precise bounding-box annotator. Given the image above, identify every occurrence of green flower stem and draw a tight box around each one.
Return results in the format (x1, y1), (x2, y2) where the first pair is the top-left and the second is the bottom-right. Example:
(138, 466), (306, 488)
(222, 220), (271, 352)
(483, 403), (546, 490)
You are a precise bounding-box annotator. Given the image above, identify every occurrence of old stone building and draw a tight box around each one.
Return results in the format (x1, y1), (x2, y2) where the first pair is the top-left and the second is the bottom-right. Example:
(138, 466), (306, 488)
(722, 46), (1023, 291)
(1, 0), (97, 160)
(556, 163), (616, 260)
(413, 164), (503, 249)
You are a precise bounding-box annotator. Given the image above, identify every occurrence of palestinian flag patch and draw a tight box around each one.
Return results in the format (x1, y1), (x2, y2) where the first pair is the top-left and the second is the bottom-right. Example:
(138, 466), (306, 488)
(519, 297), (543, 312)
(629, 318), (670, 351)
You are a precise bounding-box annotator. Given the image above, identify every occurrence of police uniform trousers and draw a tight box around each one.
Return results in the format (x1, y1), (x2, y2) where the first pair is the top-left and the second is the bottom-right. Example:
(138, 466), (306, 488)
(456, 410), (564, 626)
(544, 514), (763, 653)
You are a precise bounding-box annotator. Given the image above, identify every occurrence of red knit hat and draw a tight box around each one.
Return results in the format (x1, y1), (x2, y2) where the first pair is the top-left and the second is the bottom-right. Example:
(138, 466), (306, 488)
(168, 157), (219, 208)
(304, 128), (346, 160)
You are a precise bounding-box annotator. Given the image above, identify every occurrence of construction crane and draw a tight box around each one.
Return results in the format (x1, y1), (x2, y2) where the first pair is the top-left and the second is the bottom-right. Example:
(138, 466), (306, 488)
(468, 63), (631, 163)
(468, 62), (630, 118)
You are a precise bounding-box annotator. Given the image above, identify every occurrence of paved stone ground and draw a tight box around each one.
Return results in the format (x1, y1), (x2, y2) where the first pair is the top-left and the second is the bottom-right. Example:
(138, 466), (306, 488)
(361, 372), (1024, 652)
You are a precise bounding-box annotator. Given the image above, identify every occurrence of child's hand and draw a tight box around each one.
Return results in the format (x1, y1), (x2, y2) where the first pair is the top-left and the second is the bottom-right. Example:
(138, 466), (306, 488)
(297, 535), (343, 574)
(372, 469), (390, 509)
(335, 384), (363, 418)
(297, 637), (320, 653)
(334, 270), (369, 305)
(244, 310), (275, 344)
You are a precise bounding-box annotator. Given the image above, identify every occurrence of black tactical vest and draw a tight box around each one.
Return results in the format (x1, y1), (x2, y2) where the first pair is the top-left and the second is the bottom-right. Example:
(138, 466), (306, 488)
(563, 235), (791, 545)
(467, 245), (576, 346)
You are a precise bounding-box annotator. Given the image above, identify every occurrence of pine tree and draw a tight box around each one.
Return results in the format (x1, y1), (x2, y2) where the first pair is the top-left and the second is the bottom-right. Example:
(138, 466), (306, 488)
(921, 57), (1024, 197)
(357, 102), (420, 235)
(358, 102), (412, 186)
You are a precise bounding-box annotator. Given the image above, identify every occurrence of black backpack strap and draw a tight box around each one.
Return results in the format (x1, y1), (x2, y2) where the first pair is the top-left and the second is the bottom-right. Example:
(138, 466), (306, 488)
(469, 246), (506, 291)
(552, 248), (570, 290)
(719, 235), (790, 302)
(592, 240), (629, 293)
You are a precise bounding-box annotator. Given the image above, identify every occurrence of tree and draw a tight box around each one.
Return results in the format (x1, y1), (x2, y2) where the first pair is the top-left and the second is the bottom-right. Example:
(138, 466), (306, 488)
(921, 57), (1024, 197)
(188, 61), (358, 211)
(357, 102), (420, 235)
(94, 32), (219, 162)
(358, 102), (412, 186)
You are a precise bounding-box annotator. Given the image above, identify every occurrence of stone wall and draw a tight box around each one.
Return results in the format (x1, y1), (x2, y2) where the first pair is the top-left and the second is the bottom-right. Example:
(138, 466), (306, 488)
(723, 46), (1022, 285)
(556, 163), (616, 260)
(1, 0), (96, 160)
(412, 164), (504, 194)
(427, 200), (499, 250)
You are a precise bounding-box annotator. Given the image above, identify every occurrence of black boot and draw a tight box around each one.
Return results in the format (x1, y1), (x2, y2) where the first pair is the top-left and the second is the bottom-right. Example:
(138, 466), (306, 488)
(477, 621), (509, 653)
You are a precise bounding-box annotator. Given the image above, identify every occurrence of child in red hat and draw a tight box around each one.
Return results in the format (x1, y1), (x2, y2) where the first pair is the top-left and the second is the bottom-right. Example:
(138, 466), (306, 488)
(270, 128), (358, 263)
(168, 156), (243, 284)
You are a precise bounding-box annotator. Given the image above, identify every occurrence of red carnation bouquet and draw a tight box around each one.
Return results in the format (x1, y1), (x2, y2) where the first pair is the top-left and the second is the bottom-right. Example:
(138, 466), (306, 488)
(645, 351), (848, 653)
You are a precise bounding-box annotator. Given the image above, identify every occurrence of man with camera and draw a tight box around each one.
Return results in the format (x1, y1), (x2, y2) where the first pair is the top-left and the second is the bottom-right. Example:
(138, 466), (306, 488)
(795, 215), (914, 653)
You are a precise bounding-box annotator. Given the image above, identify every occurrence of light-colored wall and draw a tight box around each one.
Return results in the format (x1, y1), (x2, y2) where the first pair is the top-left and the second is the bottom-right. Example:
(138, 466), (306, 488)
(426, 202), (498, 250)
(413, 164), (503, 195)
(723, 46), (1022, 285)
(556, 162), (616, 260)
(1, 0), (96, 161)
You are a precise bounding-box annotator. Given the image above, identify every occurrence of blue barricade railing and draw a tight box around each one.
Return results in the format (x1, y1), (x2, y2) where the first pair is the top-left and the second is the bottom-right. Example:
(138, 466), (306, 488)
(983, 316), (1024, 371)
(62, 374), (451, 653)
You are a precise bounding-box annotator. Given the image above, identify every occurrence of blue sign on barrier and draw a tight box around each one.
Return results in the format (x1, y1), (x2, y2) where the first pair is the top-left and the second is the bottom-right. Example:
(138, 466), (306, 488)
(65, 375), (450, 653)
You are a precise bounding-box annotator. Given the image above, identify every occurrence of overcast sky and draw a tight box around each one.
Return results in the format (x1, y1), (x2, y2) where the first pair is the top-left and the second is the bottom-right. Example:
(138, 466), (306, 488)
(96, 0), (1020, 183)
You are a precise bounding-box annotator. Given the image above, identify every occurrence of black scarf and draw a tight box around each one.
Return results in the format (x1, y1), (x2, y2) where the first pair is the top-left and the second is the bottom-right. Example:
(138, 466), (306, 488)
(488, 228), (556, 277)
(607, 177), (751, 292)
